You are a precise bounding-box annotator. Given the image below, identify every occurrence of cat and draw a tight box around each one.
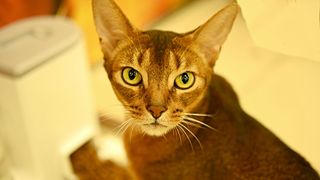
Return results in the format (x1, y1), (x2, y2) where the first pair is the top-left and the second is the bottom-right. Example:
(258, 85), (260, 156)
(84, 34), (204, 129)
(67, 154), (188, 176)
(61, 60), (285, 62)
(91, 0), (320, 179)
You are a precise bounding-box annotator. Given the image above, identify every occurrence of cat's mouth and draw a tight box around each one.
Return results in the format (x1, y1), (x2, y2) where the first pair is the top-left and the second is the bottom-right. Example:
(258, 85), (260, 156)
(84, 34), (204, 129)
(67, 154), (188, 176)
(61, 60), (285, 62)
(143, 122), (167, 128)
(140, 121), (171, 136)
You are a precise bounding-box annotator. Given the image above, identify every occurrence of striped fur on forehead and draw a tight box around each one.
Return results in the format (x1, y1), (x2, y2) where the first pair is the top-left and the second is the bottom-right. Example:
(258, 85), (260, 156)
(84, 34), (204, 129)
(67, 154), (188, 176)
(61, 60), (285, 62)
(143, 30), (181, 63)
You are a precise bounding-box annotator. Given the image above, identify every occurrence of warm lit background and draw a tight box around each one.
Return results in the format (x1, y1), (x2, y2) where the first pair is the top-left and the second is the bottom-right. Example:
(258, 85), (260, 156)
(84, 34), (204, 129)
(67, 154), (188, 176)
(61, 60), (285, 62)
(0, 0), (319, 178)
(0, 0), (192, 64)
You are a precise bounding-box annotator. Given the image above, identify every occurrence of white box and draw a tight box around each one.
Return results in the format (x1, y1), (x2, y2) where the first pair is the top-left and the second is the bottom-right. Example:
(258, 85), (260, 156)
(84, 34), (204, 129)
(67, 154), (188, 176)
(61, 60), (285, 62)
(0, 16), (98, 180)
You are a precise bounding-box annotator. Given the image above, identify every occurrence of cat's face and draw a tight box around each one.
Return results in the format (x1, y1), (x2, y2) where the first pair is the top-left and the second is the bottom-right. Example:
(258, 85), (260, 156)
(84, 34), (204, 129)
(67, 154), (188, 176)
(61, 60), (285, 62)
(92, 0), (238, 136)
(105, 31), (213, 136)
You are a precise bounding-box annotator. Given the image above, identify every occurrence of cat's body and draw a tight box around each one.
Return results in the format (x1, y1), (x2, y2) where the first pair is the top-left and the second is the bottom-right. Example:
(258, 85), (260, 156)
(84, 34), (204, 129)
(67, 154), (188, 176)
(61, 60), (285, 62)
(91, 0), (319, 179)
(124, 74), (318, 179)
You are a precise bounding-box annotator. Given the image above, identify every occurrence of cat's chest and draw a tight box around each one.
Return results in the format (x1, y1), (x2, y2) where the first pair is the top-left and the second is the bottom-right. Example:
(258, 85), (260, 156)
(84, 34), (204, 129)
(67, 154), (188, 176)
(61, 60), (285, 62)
(130, 148), (215, 179)
(125, 134), (221, 179)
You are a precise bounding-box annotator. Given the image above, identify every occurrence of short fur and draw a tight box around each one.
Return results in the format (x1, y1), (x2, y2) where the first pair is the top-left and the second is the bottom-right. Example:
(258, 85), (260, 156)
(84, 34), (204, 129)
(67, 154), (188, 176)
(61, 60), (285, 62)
(92, 0), (320, 179)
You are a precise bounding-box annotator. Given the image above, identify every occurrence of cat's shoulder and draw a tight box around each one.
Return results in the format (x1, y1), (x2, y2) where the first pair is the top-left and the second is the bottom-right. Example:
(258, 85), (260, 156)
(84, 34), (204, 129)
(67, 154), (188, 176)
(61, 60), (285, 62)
(210, 74), (240, 104)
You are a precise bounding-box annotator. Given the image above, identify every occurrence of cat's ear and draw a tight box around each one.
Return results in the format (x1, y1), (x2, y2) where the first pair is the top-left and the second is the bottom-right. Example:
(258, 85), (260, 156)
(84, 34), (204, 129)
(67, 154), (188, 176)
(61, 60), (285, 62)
(92, 0), (136, 57)
(188, 3), (239, 66)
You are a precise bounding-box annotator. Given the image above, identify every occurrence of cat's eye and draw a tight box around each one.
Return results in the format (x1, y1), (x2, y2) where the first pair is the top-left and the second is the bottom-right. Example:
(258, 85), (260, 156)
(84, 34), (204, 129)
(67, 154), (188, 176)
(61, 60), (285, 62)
(122, 67), (142, 85)
(174, 72), (195, 89)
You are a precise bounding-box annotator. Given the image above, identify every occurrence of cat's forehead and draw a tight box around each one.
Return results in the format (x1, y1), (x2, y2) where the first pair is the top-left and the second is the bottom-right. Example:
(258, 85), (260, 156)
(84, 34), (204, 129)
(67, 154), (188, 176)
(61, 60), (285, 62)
(143, 30), (180, 50)
(141, 30), (181, 61)
(140, 30), (194, 65)
(113, 29), (202, 77)
(140, 30), (197, 74)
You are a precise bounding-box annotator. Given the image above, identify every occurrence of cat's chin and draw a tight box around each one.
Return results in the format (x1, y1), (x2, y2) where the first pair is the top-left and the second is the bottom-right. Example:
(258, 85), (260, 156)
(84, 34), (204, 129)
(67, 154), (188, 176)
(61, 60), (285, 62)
(140, 123), (172, 137)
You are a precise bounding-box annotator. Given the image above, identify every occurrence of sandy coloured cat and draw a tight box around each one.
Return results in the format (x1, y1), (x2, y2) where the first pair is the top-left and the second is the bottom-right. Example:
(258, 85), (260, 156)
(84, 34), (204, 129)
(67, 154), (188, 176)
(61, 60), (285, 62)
(91, 0), (320, 179)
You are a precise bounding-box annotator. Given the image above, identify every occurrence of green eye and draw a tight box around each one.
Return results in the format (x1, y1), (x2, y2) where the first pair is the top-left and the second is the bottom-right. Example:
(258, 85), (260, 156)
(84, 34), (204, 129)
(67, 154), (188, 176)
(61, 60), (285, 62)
(174, 72), (195, 89)
(122, 67), (142, 85)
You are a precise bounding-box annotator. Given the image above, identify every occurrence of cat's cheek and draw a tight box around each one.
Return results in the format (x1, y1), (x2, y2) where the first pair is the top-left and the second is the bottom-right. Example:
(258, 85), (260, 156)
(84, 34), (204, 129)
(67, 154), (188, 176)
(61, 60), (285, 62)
(184, 92), (207, 112)
(111, 82), (142, 105)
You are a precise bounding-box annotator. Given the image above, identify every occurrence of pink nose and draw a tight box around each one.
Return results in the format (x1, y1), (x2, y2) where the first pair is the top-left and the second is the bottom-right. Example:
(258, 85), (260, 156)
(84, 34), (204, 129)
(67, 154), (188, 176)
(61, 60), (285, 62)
(147, 105), (167, 119)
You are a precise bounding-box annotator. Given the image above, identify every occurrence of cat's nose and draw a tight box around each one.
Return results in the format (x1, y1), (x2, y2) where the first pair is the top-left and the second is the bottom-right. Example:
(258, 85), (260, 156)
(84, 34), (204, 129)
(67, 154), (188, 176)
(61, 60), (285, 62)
(147, 105), (167, 119)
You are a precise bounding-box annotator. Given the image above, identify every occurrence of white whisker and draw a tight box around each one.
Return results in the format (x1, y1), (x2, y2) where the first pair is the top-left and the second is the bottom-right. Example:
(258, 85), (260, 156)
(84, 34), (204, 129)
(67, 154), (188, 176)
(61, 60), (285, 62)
(172, 127), (177, 136)
(121, 121), (132, 136)
(183, 113), (213, 117)
(114, 119), (131, 136)
(130, 123), (137, 144)
(177, 124), (194, 151)
(181, 120), (202, 128)
(180, 124), (203, 151)
(175, 127), (182, 145)
(183, 116), (217, 131)
(113, 119), (129, 132)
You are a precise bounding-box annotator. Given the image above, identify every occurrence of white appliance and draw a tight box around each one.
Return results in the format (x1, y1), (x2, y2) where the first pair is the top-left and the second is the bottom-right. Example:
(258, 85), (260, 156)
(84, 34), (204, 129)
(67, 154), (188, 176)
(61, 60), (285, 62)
(0, 16), (98, 180)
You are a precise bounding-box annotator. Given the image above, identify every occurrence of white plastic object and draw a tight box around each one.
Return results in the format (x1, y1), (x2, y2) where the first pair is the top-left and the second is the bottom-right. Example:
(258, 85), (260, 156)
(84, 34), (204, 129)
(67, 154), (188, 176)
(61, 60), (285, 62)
(0, 16), (98, 180)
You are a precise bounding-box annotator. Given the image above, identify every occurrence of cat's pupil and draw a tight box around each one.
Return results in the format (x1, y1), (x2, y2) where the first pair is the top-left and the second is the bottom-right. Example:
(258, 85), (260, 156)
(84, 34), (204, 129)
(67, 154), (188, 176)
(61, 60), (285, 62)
(129, 69), (137, 80)
(181, 73), (189, 84)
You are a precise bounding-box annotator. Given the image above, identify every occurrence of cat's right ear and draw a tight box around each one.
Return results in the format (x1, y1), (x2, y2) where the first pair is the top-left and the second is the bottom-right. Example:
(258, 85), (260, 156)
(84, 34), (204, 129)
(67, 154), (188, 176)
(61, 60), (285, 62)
(92, 0), (136, 58)
(183, 3), (239, 67)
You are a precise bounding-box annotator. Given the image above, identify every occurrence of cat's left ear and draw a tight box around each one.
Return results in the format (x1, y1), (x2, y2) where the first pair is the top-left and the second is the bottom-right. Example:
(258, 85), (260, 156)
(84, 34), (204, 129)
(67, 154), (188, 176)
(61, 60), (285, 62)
(92, 0), (136, 58)
(187, 3), (239, 66)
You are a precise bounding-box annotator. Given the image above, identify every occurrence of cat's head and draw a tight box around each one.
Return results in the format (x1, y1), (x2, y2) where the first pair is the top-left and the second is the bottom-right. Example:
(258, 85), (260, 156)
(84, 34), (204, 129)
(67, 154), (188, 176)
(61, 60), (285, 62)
(93, 0), (238, 136)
